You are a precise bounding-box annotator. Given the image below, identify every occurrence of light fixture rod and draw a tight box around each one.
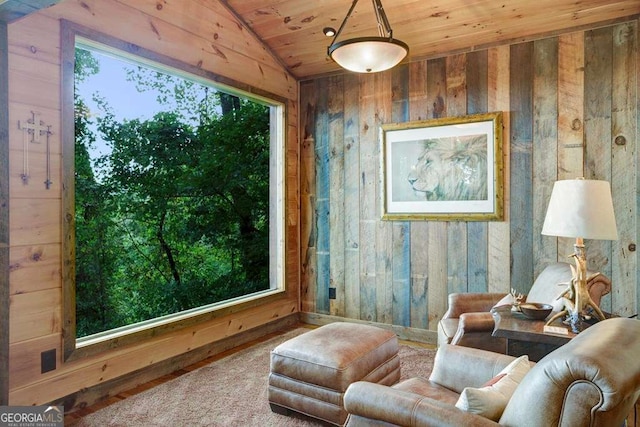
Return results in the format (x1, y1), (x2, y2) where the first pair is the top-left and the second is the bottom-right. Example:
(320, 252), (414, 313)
(373, 0), (393, 38)
(329, 0), (360, 51)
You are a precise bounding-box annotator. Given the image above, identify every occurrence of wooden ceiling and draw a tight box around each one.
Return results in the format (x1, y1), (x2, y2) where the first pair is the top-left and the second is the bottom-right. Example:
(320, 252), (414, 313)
(223, 0), (640, 79)
(1, 0), (639, 79)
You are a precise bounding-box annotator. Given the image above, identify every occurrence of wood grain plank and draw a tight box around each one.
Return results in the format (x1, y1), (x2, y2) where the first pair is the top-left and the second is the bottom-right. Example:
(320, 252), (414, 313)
(328, 75), (345, 316)
(359, 75), (377, 322)
(426, 57), (448, 329)
(557, 31), (585, 259)
(9, 243), (60, 294)
(445, 53), (468, 295)
(343, 73), (360, 319)
(9, 288), (61, 343)
(408, 60), (429, 328)
(636, 20), (640, 319)
(9, 198), (61, 246)
(0, 20), (9, 406)
(610, 21), (637, 317)
(7, 12), (60, 65)
(374, 71), (393, 324)
(466, 50), (489, 293)
(315, 76), (330, 314)
(299, 80), (317, 313)
(285, 101), (300, 299)
(391, 64), (410, 327)
(8, 54), (59, 110)
(532, 37), (559, 274)
(584, 27), (613, 279)
(487, 45), (511, 295)
(509, 42), (534, 293)
(557, 32), (585, 181)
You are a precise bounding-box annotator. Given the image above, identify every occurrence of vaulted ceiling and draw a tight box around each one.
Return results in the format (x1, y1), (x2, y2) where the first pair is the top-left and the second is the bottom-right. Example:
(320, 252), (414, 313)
(222, 0), (640, 79)
(2, 0), (640, 80)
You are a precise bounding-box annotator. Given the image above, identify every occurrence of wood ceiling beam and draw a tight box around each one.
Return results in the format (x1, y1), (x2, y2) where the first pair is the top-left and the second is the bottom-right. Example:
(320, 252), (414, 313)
(0, 0), (62, 23)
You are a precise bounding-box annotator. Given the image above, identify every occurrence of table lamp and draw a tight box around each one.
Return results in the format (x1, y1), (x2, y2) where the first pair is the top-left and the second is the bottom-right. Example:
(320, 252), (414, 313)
(541, 178), (618, 329)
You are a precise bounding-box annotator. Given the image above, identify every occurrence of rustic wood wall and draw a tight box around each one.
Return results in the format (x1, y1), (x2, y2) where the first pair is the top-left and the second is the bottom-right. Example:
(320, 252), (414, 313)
(6, 0), (299, 406)
(300, 21), (639, 338)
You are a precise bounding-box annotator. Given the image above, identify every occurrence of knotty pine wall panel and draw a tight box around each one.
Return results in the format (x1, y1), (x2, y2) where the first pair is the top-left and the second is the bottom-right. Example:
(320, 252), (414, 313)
(7, 0), (299, 407)
(300, 21), (639, 339)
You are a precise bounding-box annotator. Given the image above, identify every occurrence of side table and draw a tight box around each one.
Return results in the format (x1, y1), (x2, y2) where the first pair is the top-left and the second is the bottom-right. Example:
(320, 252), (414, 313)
(491, 305), (578, 362)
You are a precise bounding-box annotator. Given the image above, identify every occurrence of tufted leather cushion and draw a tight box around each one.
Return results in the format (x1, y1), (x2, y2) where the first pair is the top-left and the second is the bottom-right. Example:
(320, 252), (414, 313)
(269, 322), (401, 425)
(270, 323), (399, 391)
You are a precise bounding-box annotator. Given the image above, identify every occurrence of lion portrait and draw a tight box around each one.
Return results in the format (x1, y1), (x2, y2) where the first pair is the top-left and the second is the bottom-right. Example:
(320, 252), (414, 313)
(407, 134), (488, 201)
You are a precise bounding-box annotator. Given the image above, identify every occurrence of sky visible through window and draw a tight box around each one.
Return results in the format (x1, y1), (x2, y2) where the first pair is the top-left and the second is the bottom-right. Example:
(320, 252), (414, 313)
(76, 48), (212, 167)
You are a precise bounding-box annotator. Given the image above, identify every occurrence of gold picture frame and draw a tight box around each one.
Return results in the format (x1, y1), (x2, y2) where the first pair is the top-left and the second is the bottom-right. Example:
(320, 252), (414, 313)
(381, 112), (504, 221)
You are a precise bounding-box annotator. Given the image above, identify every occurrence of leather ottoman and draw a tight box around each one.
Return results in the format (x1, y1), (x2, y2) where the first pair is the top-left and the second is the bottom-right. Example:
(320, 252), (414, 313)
(268, 322), (401, 425)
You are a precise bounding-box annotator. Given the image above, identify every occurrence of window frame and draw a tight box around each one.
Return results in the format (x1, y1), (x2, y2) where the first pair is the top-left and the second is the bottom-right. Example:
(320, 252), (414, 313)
(61, 21), (287, 361)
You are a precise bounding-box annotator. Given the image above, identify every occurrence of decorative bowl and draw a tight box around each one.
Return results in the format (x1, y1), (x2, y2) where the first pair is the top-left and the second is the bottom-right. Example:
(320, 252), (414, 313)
(519, 303), (553, 320)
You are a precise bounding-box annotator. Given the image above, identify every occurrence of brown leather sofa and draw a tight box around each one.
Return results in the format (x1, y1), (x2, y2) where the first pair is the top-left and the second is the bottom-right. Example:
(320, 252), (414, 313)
(344, 317), (640, 426)
(437, 262), (611, 353)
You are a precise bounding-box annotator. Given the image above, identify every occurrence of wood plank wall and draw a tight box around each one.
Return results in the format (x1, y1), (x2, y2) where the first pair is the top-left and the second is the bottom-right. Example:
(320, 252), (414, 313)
(300, 20), (639, 338)
(1, 20), (10, 406)
(6, 0), (299, 407)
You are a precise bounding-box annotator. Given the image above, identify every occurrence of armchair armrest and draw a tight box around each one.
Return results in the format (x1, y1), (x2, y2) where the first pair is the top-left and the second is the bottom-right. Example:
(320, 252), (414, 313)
(457, 312), (496, 333)
(442, 293), (507, 319)
(344, 382), (498, 427)
(587, 273), (611, 307)
(449, 312), (509, 353)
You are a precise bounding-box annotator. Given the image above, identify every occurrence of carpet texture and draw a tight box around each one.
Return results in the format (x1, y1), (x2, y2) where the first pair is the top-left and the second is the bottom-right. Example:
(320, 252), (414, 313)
(71, 328), (436, 426)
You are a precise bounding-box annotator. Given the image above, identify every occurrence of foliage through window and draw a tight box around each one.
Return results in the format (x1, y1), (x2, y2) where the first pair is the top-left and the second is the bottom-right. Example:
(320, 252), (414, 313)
(73, 39), (284, 340)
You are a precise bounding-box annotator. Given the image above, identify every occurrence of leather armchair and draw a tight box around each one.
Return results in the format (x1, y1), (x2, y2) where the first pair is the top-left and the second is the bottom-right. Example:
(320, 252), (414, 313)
(437, 262), (612, 353)
(345, 317), (640, 427)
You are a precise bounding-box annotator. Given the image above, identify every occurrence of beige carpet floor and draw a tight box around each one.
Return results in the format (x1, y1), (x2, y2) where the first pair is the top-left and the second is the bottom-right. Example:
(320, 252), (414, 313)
(70, 327), (436, 426)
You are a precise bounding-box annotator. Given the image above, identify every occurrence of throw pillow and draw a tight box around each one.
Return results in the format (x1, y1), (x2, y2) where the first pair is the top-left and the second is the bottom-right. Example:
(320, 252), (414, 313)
(455, 355), (530, 421)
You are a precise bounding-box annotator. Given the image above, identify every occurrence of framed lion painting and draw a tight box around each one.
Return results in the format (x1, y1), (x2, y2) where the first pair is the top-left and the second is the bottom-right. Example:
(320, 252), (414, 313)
(380, 112), (504, 221)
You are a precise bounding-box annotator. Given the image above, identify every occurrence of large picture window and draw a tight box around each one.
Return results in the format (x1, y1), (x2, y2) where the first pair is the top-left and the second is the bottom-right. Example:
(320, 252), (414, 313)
(62, 23), (285, 359)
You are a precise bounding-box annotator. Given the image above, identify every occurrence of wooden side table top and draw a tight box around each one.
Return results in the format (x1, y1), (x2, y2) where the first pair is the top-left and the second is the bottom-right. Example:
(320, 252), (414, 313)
(491, 305), (577, 346)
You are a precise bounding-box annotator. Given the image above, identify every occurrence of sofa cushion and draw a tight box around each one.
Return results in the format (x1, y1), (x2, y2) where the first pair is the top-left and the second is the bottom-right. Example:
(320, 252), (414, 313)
(455, 355), (530, 421)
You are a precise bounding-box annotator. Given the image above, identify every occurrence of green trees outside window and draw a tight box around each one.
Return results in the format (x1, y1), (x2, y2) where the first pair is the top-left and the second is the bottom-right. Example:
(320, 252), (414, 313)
(73, 44), (278, 338)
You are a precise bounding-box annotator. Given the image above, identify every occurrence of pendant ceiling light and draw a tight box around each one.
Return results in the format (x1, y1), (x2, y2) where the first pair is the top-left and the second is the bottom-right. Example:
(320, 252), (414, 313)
(325, 0), (408, 73)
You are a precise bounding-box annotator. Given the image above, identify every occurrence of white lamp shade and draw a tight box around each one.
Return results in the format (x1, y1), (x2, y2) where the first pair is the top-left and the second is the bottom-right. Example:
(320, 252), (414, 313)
(541, 179), (618, 240)
(329, 37), (408, 73)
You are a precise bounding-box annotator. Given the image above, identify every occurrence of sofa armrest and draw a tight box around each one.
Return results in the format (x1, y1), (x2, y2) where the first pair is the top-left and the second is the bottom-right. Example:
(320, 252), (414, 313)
(442, 293), (507, 319)
(344, 381), (498, 427)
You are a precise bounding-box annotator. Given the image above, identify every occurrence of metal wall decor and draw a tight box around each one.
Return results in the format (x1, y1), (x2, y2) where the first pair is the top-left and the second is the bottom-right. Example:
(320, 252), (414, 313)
(18, 111), (53, 189)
